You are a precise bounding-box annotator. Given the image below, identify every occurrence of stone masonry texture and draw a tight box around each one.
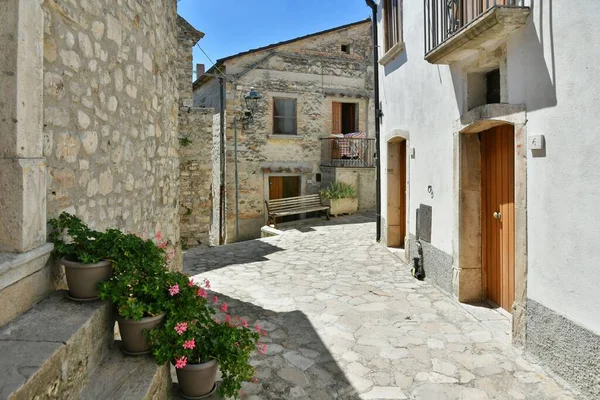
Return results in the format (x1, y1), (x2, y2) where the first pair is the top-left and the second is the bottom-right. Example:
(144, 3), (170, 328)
(183, 214), (580, 399)
(179, 107), (215, 248)
(42, 0), (181, 255)
(193, 20), (375, 242)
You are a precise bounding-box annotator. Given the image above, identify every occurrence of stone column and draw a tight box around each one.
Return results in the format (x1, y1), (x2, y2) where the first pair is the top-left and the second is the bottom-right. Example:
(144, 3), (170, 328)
(0, 0), (46, 253)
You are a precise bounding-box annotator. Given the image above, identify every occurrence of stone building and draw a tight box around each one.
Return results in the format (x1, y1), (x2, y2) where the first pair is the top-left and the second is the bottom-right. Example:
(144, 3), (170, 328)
(191, 19), (376, 243)
(371, 0), (600, 397)
(0, 0), (202, 397)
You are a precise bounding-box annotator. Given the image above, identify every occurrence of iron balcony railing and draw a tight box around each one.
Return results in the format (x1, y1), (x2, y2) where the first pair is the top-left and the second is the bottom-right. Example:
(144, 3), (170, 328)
(424, 0), (526, 55)
(320, 137), (376, 168)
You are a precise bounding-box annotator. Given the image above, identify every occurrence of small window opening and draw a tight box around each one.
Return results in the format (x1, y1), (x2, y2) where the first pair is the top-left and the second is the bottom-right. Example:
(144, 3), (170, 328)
(486, 69), (501, 104)
(341, 44), (351, 54)
(316, 173), (322, 182)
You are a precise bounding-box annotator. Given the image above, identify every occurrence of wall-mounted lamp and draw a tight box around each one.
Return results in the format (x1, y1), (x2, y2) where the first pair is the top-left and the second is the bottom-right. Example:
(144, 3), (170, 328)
(243, 87), (262, 129)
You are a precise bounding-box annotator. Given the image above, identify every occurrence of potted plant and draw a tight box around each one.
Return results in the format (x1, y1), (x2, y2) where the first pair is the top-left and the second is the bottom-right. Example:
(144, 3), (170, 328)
(320, 181), (359, 216)
(149, 275), (264, 399)
(98, 231), (172, 355)
(49, 213), (114, 301)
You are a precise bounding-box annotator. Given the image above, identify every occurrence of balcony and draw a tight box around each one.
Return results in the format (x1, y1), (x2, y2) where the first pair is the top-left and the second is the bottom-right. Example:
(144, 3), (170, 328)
(320, 137), (375, 168)
(424, 0), (530, 64)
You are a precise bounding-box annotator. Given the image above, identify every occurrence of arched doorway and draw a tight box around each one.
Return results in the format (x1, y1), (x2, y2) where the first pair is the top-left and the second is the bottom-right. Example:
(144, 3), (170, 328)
(387, 139), (407, 248)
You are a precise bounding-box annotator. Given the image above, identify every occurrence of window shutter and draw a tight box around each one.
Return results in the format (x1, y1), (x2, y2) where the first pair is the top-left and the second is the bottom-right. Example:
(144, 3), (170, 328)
(332, 102), (342, 134)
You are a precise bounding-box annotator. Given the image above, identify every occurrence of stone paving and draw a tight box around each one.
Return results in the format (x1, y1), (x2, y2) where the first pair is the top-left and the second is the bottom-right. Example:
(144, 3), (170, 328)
(183, 213), (579, 400)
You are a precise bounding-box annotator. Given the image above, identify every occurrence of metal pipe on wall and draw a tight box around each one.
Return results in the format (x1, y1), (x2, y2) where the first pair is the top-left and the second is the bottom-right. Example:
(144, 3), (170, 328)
(365, 0), (382, 242)
(233, 116), (240, 242)
(218, 77), (226, 245)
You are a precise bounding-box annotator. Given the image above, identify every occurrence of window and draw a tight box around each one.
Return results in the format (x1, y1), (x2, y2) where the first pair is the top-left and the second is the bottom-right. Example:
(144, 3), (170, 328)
(341, 44), (351, 54)
(384, 0), (402, 52)
(486, 69), (501, 104)
(273, 98), (297, 134)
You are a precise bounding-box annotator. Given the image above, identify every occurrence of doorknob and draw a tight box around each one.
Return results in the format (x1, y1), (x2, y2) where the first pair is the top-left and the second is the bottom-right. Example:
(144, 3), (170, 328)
(493, 211), (502, 220)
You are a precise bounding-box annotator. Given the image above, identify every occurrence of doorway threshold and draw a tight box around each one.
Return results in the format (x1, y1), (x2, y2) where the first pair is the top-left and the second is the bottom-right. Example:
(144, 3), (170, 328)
(459, 301), (512, 345)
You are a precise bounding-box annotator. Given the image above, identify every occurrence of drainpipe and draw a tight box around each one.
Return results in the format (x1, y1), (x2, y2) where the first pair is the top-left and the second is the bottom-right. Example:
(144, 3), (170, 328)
(233, 116), (240, 242)
(218, 77), (226, 245)
(365, 0), (382, 242)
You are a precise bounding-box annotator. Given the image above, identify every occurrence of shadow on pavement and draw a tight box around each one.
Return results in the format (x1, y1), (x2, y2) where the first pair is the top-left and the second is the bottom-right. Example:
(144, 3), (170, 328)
(171, 291), (360, 400)
(184, 240), (284, 274)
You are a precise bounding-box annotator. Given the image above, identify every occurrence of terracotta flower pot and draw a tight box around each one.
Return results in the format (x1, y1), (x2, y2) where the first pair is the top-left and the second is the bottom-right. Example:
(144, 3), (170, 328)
(59, 257), (112, 301)
(117, 313), (165, 355)
(176, 359), (218, 399)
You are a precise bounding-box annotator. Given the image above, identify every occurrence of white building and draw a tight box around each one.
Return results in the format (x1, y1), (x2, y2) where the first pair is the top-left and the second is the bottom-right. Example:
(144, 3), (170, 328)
(370, 0), (600, 396)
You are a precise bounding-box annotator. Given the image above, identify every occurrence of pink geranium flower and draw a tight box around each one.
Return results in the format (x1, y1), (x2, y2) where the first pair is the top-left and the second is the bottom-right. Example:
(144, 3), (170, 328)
(175, 356), (187, 369)
(241, 319), (249, 328)
(188, 278), (195, 287)
(158, 242), (167, 249)
(212, 295), (219, 304)
(220, 303), (228, 312)
(224, 314), (232, 324)
(183, 339), (195, 350)
(204, 279), (211, 289)
(197, 288), (207, 298)
(255, 324), (261, 333)
(155, 231), (163, 241)
(174, 322), (188, 335)
(168, 284), (180, 296)
(256, 344), (267, 355)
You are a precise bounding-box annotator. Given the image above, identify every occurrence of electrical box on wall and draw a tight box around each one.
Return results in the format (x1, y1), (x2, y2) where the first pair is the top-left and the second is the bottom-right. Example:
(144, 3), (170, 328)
(528, 135), (545, 150)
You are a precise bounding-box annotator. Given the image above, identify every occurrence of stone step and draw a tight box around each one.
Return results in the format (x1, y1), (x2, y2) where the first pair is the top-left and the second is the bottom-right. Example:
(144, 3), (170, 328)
(0, 291), (112, 400)
(80, 343), (170, 400)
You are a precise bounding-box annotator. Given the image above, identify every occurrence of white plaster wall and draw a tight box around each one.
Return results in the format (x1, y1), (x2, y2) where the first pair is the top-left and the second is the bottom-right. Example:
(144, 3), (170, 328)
(378, 0), (600, 334)
(507, 0), (600, 335)
(377, 0), (461, 256)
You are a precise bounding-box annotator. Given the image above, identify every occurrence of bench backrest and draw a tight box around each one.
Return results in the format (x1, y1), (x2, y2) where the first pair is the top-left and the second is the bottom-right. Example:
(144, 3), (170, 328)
(266, 194), (323, 213)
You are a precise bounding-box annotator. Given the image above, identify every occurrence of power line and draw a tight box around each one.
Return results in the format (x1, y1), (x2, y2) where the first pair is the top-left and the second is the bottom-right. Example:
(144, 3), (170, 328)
(195, 43), (226, 78)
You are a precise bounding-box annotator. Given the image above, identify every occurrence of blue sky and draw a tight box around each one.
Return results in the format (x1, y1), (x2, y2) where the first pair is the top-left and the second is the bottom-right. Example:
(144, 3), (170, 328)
(177, 0), (371, 77)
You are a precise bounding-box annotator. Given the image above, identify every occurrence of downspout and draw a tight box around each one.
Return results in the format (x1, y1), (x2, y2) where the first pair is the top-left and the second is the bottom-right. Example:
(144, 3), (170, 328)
(365, 0), (382, 242)
(218, 77), (226, 245)
(233, 116), (240, 242)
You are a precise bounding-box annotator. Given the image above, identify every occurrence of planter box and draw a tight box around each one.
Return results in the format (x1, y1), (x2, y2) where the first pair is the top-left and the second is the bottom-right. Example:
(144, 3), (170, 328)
(327, 198), (358, 216)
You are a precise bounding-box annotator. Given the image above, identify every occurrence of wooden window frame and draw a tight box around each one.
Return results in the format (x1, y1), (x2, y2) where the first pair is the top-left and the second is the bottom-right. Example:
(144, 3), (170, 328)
(272, 97), (297, 135)
(384, 0), (402, 52)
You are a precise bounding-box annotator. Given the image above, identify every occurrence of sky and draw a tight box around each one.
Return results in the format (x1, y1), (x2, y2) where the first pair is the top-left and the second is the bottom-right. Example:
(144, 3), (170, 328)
(177, 0), (372, 77)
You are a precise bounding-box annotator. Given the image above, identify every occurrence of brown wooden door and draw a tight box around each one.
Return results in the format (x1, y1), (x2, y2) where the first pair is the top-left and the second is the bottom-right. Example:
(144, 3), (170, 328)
(481, 125), (515, 312)
(332, 102), (342, 134)
(269, 176), (283, 200)
(386, 141), (406, 248)
(269, 176), (300, 223)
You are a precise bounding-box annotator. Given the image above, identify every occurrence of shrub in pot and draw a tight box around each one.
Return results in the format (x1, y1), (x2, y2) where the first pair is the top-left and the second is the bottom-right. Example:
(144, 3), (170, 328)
(49, 213), (114, 301)
(148, 275), (264, 399)
(320, 181), (358, 216)
(98, 231), (172, 355)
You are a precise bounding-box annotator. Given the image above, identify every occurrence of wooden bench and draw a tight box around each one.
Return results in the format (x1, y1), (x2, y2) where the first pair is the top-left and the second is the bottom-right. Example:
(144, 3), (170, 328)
(265, 194), (330, 228)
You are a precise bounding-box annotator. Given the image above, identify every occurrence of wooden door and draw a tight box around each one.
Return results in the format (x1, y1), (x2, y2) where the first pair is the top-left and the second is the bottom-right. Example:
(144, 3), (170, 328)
(269, 176), (283, 200)
(386, 141), (406, 248)
(332, 102), (342, 134)
(269, 176), (300, 223)
(481, 125), (515, 312)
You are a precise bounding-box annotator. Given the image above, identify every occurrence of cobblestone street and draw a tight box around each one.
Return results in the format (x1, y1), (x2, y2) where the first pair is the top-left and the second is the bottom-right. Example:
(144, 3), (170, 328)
(183, 214), (578, 400)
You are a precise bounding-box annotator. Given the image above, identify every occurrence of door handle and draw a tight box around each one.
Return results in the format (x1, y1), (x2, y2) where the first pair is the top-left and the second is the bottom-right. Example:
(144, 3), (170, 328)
(493, 211), (502, 220)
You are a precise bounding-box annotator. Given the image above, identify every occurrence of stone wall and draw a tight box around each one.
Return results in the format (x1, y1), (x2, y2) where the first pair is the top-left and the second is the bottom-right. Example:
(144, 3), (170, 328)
(179, 107), (215, 248)
(320, 166), (377, 211)
(42, 0), (181, 252)
(194, 20), (374, 242)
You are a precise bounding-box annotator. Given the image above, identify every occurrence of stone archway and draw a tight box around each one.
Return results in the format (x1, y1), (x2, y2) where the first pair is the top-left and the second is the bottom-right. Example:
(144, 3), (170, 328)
(452, 104), (528, 343)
